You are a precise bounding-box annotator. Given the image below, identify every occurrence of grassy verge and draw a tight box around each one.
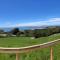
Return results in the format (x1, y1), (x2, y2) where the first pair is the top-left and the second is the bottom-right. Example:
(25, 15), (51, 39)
(0, 33), (60, 60)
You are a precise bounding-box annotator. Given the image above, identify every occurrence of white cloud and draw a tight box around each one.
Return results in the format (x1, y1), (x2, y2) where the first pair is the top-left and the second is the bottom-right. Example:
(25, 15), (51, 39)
(16, 21), (48, 27)
(2, 22), (15, 28)
(2, 18), (60, 27)
(47, 18), (60, 25)
(49, 18), (60, 22)
(16, 18), (60, 27)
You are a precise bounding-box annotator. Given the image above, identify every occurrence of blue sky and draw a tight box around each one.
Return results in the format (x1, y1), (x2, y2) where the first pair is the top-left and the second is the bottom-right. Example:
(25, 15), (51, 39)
(0, 0), (60, 27)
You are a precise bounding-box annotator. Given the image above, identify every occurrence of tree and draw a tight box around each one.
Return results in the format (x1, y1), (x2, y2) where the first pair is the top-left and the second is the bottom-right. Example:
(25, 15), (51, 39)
(33, 29), (48, 38)
(0, 29), (4, 34)
(11, 28), (20, 36)
(24, 30), (34, 37)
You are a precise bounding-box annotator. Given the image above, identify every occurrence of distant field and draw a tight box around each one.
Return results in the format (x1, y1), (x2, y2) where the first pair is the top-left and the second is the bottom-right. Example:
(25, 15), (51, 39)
(0, 33), (60, 60)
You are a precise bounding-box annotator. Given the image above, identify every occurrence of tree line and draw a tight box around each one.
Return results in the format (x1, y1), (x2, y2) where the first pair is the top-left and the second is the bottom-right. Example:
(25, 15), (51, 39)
(0, 26), (60, 38)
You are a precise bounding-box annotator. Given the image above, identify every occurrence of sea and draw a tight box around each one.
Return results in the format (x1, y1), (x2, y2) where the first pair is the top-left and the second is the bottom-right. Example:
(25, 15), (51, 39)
(1, 26), (48, 32)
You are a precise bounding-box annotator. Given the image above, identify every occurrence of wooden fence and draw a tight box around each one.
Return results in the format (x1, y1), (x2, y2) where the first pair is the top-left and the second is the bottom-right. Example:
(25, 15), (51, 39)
(0, 39), (60, 60)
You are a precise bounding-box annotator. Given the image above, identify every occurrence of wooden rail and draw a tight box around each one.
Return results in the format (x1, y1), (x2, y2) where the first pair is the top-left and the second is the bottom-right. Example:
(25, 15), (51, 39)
(0, 39), (60, 60)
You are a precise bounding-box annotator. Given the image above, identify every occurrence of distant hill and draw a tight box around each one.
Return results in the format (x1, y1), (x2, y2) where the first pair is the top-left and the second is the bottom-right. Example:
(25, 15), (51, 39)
(1, 25), (60, 32)
(0, 26), (48, 32)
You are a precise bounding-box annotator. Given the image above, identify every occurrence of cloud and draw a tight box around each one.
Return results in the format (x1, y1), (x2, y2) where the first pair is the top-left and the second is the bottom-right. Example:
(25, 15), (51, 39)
(47, 18), (60, 25)
(16, 21), (48, 27)
(16, 18), (60, 27)
(49, 18), (60, 22)
(2, 22), (16, 28)
(1, 18), (60, 27)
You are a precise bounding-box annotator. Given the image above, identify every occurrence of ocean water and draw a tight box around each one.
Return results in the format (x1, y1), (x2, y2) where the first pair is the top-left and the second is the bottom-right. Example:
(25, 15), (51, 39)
(1, 26), (47, 32)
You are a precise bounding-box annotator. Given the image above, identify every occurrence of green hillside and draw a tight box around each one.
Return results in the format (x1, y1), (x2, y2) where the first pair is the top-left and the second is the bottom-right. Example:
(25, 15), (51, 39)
(0, 33), (60, 60)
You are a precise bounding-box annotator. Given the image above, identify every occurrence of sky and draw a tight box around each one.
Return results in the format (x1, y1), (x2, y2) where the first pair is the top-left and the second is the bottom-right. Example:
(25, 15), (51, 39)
(0, 0), (60, 27)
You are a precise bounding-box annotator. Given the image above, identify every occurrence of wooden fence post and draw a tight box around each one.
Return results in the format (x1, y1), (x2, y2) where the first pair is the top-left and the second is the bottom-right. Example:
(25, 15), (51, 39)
(50, 47), (53, 60)
(16, 53), (19, 60)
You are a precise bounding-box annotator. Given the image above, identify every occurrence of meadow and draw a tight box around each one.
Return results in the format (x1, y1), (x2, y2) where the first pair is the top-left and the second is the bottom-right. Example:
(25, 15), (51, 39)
(0, 33), (60, 60)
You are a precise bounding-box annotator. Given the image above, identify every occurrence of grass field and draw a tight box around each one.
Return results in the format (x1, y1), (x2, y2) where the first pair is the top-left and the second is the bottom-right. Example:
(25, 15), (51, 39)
(0, 33), (60, 60)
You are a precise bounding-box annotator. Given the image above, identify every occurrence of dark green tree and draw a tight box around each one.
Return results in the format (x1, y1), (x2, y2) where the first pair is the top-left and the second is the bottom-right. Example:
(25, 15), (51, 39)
(11, 28), (20, 36)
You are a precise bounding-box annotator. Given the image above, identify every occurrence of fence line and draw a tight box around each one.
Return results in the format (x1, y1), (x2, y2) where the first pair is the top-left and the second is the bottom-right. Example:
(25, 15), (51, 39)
(0, 39), (60, 60)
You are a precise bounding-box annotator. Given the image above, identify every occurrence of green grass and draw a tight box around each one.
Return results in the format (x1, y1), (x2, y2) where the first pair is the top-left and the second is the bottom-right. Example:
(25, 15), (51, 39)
(0, 33), (60, 60)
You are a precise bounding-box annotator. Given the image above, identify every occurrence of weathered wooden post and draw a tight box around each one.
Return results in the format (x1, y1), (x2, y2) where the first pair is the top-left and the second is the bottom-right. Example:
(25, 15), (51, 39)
(50, 47), (53, 60)
(16, 53), (19, 60)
